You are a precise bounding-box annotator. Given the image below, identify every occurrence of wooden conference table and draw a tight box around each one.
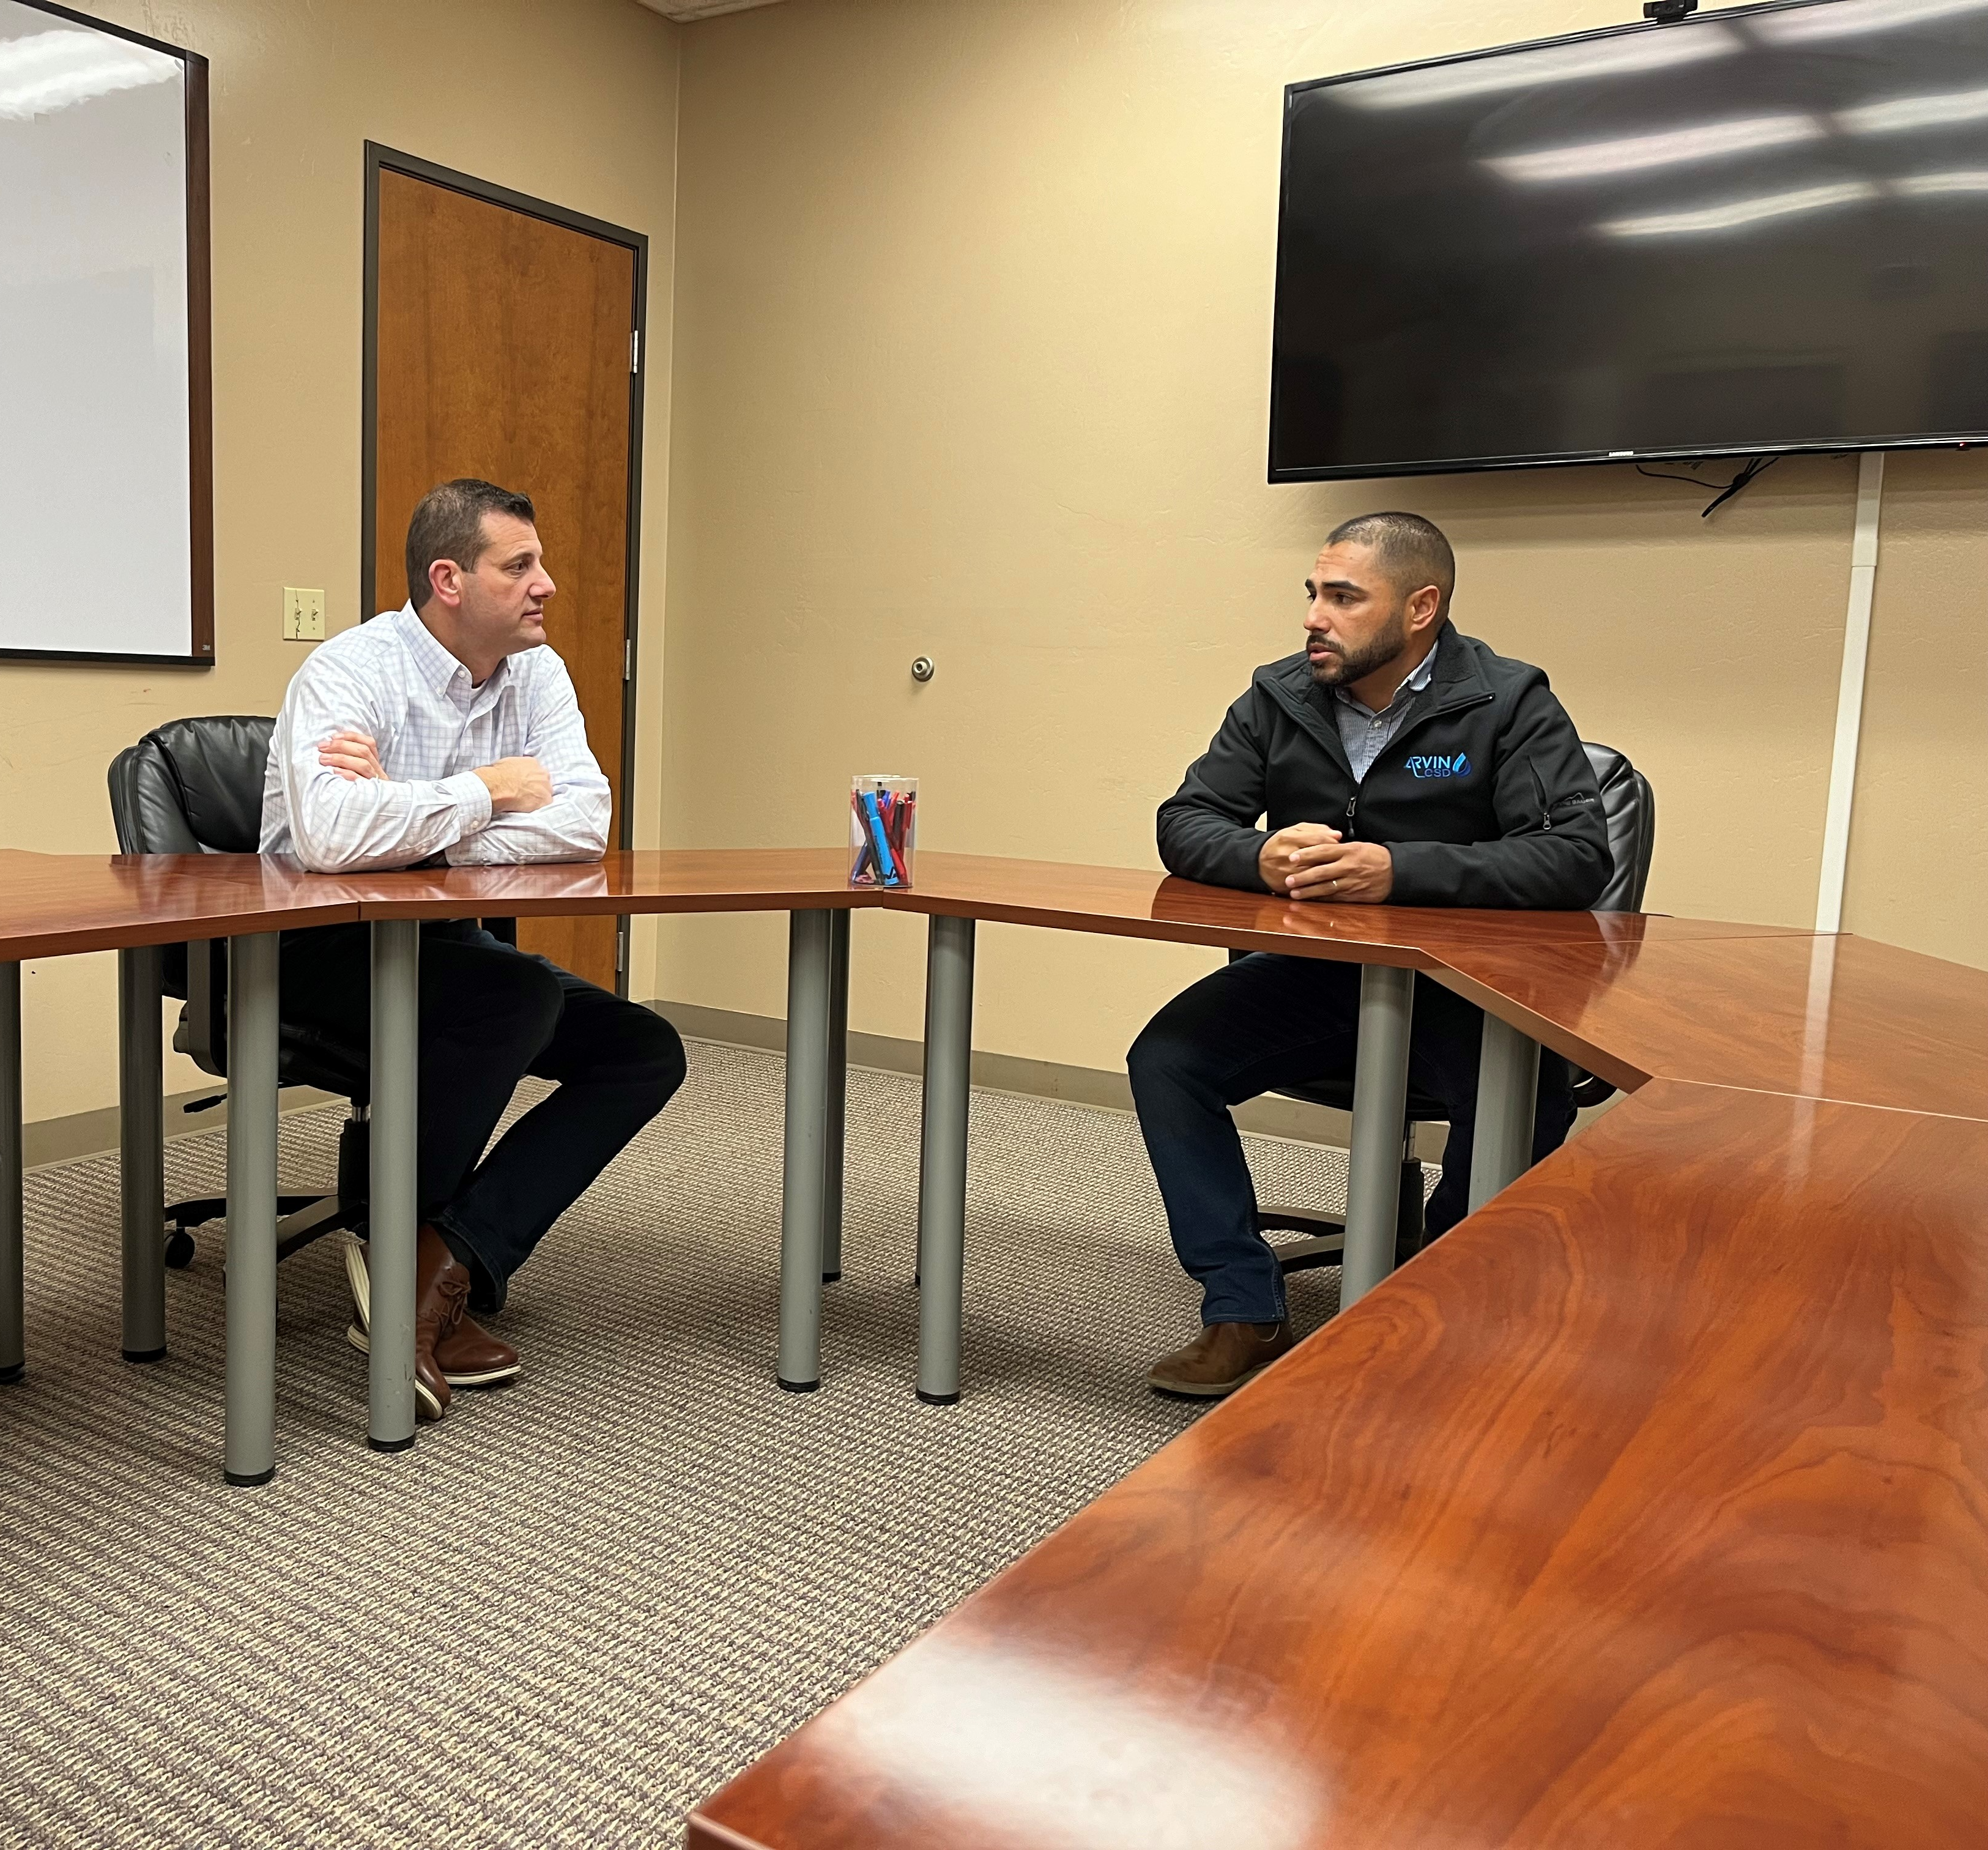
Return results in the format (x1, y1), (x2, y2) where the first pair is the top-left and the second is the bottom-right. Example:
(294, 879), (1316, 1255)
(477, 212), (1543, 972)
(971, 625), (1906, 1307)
(7, 850), (1976, 1441)
(5, 846), (1984, 1836)
(0, 849), (362, 1424)
(5, 843), (1710, 1473)
(0, 847), (866, 1480)
(685, 872), (1988, 1847)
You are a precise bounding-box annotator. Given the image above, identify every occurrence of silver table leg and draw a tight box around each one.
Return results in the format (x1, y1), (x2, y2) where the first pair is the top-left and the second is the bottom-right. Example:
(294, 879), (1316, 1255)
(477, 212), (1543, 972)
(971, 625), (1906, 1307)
(1469, 1012), (1541, 1214)
(118, 945), (166, 1364)
(778, 909), (833, 1391)
(368, 919), (420, 1452)
(916, 915), (976, 1406)
(822, 908), (850, 1285)
(223, 933), (281, 1486)
(1341, 965), (1414, 1307)
(1, 963), (22, 1386)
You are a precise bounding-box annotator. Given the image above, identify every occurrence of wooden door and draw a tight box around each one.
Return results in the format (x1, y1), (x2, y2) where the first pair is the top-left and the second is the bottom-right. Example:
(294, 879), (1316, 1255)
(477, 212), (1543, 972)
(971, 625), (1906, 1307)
(370, 162), (640, 990)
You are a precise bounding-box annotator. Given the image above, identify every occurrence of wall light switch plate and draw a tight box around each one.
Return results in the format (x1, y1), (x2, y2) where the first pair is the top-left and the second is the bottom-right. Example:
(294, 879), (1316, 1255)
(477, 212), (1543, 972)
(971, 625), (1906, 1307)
(284, 586), (325, 642)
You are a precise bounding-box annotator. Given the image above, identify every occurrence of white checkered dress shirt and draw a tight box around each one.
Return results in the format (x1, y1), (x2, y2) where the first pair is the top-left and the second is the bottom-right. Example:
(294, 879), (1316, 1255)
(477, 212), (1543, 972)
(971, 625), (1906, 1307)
(261, 603), (610, 873)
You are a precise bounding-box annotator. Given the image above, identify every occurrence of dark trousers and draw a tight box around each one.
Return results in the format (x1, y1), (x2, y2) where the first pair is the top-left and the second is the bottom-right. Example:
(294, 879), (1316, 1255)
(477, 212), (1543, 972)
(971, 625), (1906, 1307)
(1127, 954), (1574, 1326)
(280, 922), (687, 1312)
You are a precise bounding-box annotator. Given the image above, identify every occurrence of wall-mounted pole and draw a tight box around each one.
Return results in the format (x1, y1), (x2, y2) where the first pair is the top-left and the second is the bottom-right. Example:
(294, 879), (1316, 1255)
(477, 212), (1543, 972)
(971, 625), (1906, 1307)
(1816, 452), (1885, 933)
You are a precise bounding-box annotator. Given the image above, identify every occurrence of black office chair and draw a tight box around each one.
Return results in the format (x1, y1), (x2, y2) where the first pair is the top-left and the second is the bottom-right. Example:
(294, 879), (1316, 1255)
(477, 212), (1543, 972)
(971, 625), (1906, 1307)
(1255, 739), (1656, 1273)
(108, 716), (371, 1269)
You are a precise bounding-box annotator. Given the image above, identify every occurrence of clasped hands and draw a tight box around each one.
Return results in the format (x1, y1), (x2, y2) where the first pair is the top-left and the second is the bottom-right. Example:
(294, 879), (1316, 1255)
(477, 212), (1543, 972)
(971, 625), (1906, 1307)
(317, 731), (554, 815)
(1258, 823), (1393, 904)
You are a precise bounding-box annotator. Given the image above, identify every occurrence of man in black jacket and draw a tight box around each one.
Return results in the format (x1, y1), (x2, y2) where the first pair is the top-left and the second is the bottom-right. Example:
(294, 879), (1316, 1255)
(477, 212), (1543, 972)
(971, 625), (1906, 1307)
(1130, 511), (1609, 1397)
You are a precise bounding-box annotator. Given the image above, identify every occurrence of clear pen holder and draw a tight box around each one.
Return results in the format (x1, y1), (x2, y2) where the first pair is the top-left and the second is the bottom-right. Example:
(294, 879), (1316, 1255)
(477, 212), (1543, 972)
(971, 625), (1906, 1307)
(850, 775), (917, 888)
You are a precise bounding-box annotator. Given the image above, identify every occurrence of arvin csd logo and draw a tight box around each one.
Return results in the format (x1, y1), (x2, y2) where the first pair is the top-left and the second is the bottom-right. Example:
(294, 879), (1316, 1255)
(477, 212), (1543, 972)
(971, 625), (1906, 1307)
(1406, 752), (1471, 780)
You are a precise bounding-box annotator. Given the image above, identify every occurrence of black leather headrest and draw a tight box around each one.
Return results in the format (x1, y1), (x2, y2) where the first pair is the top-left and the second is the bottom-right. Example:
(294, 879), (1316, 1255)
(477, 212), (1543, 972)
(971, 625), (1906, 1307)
(1581, 740), (1656, 914)
(108, 716), (275, 855)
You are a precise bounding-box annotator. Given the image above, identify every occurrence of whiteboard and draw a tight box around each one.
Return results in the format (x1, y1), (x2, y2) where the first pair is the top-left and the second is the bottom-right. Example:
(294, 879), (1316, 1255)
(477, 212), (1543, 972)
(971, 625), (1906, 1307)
(0, 0), (210, 664)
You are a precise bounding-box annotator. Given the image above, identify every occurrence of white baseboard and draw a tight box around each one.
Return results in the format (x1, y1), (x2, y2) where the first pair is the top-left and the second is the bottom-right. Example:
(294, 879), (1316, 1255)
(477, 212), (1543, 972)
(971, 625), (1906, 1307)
(24, 1086), (341, 1172)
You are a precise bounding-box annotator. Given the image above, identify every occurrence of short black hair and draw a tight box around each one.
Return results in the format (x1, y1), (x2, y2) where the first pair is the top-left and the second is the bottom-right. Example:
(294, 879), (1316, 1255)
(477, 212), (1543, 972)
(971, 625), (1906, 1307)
(1326, 510), (1455, 619)
(405, 478), (537, 611)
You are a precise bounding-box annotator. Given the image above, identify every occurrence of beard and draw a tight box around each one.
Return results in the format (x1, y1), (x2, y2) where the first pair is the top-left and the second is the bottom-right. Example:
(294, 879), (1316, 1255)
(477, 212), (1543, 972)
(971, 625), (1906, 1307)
(1308, 606), (1410, 687)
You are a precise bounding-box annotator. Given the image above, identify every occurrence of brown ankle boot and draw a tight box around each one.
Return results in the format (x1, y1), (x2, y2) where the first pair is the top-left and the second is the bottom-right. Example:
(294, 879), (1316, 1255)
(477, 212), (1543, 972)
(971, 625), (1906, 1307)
(412, 1225), (470, 1421)
(433, 1312), (519, 1388)
(1147, 1319), (1294, 1399)
(345, 1233), (520, 1388)
(347, 1310), (521, 1388)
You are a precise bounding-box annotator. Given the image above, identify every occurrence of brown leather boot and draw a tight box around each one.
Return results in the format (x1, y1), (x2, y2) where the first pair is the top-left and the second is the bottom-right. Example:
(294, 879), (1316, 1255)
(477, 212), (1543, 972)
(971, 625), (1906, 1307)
(412, 1225), (470, 1421)
(436, 1313), (519, 1387)
(346, 1232), (521, 1389)
(347, 1312), (521, 1388)
(1147, 1320), (1295, 1399)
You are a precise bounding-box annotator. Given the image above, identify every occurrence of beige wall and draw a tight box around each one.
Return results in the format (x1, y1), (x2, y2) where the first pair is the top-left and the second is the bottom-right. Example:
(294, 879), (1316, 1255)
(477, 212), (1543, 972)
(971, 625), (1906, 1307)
(656, 0), (1987, 1077)
(6, 0), (680, 1124)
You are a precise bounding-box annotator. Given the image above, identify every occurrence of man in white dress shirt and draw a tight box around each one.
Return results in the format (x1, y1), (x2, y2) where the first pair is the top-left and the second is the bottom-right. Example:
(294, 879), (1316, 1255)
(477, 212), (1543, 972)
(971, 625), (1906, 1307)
(262, 479), (685, 1422)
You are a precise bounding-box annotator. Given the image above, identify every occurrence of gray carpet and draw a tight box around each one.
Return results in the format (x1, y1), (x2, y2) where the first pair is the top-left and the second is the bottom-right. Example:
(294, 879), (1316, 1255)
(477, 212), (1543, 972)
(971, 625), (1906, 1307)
(0, 1041), (1374, 1848)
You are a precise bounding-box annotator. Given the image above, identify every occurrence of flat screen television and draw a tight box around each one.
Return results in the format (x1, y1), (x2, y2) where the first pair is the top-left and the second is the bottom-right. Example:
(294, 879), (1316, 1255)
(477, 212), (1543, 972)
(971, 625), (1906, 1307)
(1269, 0), (1988, 480)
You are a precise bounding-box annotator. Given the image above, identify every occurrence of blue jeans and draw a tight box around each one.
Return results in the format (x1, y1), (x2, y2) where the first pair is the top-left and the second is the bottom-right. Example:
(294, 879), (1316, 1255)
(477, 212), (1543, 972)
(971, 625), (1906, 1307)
(1127, 954), (1574, 1325)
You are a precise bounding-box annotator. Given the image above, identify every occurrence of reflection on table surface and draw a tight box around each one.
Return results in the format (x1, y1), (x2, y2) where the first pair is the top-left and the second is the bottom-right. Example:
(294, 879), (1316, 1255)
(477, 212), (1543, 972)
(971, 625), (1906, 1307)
(1435, 930), (1988, 1116)
(0, 850), (358, 956)
(692, 1082), (1988, 1850)
(12, 846), (1982, 1120)
(339, 847), (864, 916)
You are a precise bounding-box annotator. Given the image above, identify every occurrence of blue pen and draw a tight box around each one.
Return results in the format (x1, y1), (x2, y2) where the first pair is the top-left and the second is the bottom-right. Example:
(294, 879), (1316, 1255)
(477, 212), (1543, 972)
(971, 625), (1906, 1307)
(861, 789), (900, 885)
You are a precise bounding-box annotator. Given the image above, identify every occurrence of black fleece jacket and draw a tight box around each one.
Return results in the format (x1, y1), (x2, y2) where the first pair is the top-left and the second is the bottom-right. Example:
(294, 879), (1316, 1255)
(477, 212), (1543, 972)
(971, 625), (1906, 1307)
(1157, 625), (1611, 910)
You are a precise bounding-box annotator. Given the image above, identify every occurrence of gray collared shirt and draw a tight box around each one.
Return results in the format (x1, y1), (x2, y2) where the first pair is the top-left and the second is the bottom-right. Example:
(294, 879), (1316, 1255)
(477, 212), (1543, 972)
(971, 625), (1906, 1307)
(1333, 642), (1438, 782)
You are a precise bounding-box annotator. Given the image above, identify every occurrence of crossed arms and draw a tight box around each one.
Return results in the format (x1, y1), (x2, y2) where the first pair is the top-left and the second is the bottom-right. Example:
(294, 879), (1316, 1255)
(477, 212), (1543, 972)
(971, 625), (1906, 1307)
(270, 653), (610, 874)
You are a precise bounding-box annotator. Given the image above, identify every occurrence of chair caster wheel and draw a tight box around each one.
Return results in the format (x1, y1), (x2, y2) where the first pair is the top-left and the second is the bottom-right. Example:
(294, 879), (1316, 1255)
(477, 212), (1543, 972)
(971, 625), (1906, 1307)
(165, 1230), (196, 1269)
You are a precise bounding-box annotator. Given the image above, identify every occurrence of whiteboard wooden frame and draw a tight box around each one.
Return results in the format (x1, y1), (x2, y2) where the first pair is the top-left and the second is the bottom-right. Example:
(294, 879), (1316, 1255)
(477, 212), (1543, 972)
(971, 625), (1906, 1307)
(0, 0), (212, 668)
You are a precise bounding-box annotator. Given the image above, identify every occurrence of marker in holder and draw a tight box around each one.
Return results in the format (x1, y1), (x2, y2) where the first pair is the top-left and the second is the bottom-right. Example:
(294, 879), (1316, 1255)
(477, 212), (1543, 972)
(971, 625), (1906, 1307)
(850, 775), (917, 888)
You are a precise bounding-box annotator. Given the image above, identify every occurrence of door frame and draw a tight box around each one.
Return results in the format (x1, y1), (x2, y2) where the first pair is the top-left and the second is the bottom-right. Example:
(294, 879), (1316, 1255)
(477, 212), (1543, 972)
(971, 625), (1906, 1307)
(361, 143), (649, 989)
